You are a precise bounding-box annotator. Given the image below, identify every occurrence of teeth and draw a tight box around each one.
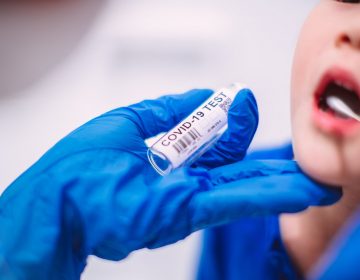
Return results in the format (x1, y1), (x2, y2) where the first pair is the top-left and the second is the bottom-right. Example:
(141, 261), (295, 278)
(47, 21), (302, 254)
(334, 80), (355, 92)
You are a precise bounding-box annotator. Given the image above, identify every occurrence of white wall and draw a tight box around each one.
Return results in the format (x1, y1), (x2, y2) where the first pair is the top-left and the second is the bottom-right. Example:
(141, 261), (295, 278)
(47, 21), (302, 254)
(0, 1), (316, 279)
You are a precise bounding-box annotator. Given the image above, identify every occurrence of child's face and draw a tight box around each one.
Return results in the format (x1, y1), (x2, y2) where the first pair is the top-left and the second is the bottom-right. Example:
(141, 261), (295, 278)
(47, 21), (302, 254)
(291, 0), (360, 187)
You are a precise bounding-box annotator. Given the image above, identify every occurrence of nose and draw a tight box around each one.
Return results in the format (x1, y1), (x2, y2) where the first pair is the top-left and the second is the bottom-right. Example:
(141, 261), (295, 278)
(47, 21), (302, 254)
(335, 28), (360, 51)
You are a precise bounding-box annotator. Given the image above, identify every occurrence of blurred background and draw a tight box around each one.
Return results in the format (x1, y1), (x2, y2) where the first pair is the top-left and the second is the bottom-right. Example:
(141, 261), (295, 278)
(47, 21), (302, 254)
(0, 0), (317, 279)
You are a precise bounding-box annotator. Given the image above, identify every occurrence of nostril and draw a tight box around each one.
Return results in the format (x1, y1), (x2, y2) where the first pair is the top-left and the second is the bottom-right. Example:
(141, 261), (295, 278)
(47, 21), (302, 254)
(336, 33), (352, 48)
(336, 33), (360, 50)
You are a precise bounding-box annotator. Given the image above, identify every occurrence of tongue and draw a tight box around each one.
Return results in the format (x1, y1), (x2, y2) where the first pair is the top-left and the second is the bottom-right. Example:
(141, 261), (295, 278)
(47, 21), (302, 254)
(325, 83), (360, 115)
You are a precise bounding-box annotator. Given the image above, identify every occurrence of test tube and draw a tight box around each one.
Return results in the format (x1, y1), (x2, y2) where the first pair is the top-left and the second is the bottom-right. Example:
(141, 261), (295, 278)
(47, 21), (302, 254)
(147, 83), (250, 176)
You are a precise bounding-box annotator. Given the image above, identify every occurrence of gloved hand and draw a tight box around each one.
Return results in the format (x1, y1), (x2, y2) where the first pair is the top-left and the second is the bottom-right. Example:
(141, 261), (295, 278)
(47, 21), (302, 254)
(309, 209), (360, 280)
(0, 89), (340, 280)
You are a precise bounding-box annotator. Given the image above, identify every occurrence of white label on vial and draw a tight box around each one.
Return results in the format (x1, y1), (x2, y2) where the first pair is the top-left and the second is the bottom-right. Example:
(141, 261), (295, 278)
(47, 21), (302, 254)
(151, 83), (248, 169)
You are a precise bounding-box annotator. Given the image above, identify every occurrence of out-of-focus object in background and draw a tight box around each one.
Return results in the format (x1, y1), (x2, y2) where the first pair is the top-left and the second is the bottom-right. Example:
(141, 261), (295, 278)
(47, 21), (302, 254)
(0, 0), (106, 98)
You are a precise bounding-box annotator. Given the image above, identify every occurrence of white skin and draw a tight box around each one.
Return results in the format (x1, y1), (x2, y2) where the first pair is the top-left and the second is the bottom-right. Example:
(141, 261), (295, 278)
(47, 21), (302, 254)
(0, 0), (106, 97)
(281, 0), (360, 276)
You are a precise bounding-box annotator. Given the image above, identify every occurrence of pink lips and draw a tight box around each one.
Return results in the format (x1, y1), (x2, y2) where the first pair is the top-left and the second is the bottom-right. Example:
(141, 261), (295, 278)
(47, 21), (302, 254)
(312, 67), (360, 136)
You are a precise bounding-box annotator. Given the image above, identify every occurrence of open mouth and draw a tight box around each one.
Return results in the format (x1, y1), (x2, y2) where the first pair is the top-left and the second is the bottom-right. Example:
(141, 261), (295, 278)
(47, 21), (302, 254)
(317, 80), (360, 119)
(313, 68), (360, 135)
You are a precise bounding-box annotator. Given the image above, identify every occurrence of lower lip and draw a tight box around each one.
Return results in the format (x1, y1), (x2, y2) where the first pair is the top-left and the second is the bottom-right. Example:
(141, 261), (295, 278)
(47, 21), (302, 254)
(312, 101), (360, 136)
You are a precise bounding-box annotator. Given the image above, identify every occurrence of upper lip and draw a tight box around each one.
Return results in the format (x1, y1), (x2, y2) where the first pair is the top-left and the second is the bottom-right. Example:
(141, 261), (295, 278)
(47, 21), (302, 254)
(314, 67), (360, 102)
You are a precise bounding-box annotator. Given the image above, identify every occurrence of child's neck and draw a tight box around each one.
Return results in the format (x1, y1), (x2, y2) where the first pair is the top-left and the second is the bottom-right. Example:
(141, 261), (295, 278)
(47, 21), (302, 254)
(280, 185), (360, 277)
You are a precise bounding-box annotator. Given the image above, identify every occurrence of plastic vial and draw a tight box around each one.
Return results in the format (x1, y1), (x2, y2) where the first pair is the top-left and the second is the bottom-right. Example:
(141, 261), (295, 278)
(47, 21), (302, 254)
(147, 83), (250, 176)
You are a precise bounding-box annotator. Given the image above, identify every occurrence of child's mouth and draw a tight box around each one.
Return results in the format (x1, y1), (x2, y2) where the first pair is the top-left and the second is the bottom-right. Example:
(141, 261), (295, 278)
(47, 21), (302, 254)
(318, 81), (360, 118)
(313, 67), (360, 136)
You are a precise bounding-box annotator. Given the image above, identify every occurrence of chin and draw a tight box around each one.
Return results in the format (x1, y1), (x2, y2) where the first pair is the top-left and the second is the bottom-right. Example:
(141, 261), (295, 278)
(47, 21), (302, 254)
(293, 136), (344, 187)
(292, 116), (360, 188)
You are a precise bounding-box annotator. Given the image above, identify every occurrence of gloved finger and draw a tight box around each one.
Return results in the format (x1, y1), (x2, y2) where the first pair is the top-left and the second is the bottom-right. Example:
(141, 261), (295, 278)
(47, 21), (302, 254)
(190, 171), (341, 231)
(309, 209), (360, 280)
(124, 89), (214, 139)
(245, 142), (293, 160)
(208, 160), (301, 186)
(194, 89), (258, 169)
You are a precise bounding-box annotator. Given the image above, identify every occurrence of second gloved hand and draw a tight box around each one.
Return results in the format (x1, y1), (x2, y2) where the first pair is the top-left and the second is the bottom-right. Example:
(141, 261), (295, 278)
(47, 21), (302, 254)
(0, 88), (341, 280)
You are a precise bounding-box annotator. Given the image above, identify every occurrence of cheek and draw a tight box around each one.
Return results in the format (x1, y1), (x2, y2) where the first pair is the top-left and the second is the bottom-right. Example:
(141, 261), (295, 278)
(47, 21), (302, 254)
(291, 4), (332, 116)
(291, 2), (360, 186)
(290, 3), (357, 186)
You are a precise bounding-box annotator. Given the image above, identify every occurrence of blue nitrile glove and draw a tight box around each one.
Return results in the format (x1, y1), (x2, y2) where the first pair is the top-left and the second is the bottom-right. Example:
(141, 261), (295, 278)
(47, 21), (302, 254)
(0, 89), (340, 280)
(309, 209), (360, 280)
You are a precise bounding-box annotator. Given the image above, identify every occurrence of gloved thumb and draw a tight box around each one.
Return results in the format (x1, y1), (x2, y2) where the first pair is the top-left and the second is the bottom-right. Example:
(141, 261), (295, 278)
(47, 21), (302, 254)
(193, 89), (258, 169)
